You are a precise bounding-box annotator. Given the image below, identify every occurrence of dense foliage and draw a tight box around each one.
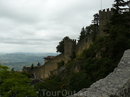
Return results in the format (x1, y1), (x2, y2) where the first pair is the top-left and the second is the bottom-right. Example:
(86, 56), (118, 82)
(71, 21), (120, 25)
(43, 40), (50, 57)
(0, 64), (36, 97)
(78, 16), (99, 42)
(113, 0), (126, 14)
(56, 36), (70, 53)
(34, 74), (66, 97)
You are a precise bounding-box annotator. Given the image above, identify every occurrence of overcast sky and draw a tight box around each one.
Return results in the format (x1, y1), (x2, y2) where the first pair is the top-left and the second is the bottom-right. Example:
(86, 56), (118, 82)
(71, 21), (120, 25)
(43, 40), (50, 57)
(0, 0), (115, 53)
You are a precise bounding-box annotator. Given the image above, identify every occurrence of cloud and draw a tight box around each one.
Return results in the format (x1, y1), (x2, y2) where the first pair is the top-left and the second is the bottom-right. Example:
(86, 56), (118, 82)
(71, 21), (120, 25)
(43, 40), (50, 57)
(0, 0), (115, 53)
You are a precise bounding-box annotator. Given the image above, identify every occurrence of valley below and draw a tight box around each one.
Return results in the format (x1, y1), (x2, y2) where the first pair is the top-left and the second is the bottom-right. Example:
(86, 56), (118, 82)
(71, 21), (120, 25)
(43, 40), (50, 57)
(0, 52), (57, 71)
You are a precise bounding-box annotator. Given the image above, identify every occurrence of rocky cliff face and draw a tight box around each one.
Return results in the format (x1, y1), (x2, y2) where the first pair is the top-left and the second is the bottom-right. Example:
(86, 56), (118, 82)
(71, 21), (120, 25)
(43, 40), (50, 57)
(68, 49), (130, 97)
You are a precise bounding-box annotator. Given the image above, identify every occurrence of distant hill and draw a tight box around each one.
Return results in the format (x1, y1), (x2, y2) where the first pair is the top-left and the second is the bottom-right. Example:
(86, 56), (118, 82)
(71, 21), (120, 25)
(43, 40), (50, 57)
(0, 52), (58, 71)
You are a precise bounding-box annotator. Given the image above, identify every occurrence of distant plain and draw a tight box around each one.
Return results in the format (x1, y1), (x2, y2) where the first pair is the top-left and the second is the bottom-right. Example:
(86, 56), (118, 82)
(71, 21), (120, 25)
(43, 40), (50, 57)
(0, 52), (58, 71)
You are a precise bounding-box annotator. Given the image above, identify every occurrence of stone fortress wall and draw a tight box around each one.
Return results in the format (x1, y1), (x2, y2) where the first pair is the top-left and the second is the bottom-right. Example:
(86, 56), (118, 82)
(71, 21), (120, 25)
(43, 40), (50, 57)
(99, 8), (113, 36)
(23, 8), (113, 79)
(76, 36), (92, 55)
(64, 38), (76, 63)
(75, 8), (113, 55)
(30, 38), (77, 79)
(30, 54), (64, 79)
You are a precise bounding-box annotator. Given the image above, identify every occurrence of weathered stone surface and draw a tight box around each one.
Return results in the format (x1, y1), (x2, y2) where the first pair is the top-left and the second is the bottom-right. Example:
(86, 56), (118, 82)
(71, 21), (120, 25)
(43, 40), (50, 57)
(68, 49), (130, 97)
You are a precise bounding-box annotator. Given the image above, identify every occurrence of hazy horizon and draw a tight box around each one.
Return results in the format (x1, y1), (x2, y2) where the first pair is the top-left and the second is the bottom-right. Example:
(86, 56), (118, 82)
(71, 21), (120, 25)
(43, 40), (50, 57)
(0, 51), (59, 55)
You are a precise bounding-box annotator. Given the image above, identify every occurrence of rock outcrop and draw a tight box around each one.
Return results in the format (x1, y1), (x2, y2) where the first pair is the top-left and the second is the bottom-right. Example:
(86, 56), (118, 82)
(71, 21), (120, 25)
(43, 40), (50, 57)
(68, 49), (130, 97)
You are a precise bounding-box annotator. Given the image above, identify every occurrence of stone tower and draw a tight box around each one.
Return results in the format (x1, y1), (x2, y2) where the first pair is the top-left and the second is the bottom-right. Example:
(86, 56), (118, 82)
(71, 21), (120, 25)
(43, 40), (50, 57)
(99, 8), (113, 36)
(64, 37), (76, 63)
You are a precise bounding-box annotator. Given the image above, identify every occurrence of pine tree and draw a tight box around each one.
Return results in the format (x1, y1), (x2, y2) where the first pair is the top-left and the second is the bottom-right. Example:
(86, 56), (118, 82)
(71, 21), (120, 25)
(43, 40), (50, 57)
(37, 62), (41, 66)
(113, 0), (126, 14)
(104, 3), (130, 60)
(92, 13), (99, 26)
(78, 27), (86, 42)
(31, 63), (34, 69)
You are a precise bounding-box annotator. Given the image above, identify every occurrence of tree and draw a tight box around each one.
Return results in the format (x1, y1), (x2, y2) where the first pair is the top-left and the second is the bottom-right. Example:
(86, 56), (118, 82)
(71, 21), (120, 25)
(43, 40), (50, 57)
(0, 64), (8, 70)
(56, 40), (64, 53)
(113, 0), (126, 14)
(31, 63), (34, 69)
(56, 36), (70, 53)
(37, 62), (41, 66)
(68, 72), (88, 92)
(103, 3), (130, 60)
(85, 24), (99, 42)
(78, 27), (86, 42)
(78, 13), (99, 43)
(34, 75), (65, 97)
(92, 13), (99, 26)
(11, 68), (15, 72)
(0, 64), (36, 97)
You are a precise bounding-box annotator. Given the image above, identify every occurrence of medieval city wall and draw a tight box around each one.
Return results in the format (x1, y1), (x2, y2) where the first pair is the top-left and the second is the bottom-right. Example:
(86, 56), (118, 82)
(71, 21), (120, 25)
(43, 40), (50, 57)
(76, 36), (92, 55)
(43, 54), (64, 78)
(27, 8), (114, 79)
(31, 54), (65, 79)
(75, 8), (113, 55)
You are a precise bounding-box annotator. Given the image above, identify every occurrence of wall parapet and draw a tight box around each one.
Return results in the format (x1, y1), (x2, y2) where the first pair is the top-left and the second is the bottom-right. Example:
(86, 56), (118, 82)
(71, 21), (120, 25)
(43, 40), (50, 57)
(30, 54), (65, 79)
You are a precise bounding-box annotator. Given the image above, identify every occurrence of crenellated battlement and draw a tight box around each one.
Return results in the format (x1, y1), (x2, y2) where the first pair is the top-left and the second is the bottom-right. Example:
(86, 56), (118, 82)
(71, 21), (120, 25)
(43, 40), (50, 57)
(99, 8), (113, 13)
(99, 8), (113, 21)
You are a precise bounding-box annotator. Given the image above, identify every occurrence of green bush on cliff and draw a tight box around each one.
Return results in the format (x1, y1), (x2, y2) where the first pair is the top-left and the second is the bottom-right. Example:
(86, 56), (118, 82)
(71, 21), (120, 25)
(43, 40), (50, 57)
(57, 60), (64, 70)
(0, 64), (36, 97)
(34, 74), (67, 97)
(68, 72), (89, 92)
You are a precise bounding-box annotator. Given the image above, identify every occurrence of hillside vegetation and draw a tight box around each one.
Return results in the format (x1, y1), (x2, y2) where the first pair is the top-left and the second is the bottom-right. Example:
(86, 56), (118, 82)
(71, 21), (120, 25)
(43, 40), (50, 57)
(34, 0), (130, 97)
